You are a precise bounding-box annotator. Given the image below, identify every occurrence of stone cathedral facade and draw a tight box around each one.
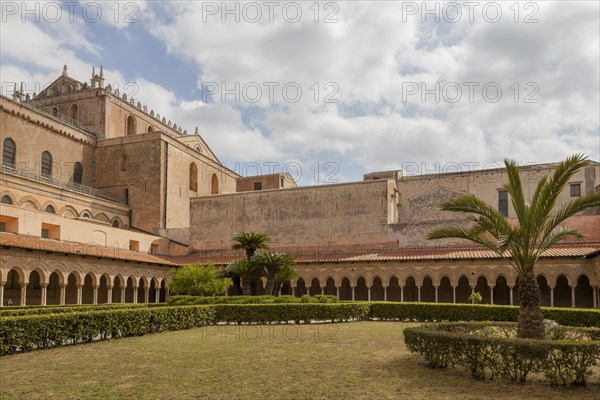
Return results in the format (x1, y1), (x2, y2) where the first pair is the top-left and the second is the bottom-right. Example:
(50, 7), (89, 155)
(1, 66), (599, 308)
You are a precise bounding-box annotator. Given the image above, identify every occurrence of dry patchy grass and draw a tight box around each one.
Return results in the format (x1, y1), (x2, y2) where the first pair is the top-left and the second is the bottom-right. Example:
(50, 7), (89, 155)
(0, 322), (598, 399)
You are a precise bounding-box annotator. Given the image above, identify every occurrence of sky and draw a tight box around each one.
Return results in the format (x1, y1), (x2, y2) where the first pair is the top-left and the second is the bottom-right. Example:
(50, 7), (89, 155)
(1, 1), (599, 185)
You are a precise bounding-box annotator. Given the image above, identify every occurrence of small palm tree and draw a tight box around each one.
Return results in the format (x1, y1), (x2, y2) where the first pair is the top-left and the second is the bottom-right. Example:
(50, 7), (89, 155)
(253, 251), (295, 296)
(274, 265), (298, 296)
(226, 259), (260, 296)
(232, 232), (271, 295)
(427, 154), (600, 339)
(232, 232), (270, 259)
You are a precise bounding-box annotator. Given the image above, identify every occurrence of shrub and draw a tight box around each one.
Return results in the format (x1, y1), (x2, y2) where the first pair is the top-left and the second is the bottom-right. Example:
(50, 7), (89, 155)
(169, 263), (232, 296)
(404, 322), (600, 386)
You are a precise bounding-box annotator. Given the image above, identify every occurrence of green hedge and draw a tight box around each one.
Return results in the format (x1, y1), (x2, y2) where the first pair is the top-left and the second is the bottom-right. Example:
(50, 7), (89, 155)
(0, 303), (156, 317)
(212, 303), (369, 324)
(168, 294), (339, 306)
(404, 322), (600, 386)
(0, 305), (214, 356)
(367, 302), (600, 327)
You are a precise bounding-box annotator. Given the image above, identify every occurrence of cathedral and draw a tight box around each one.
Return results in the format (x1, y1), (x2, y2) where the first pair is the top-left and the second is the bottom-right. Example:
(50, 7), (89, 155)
(1, 66), (599, 308)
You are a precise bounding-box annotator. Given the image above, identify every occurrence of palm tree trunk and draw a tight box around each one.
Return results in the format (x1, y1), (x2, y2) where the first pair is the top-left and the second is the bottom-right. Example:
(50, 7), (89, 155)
(273, 281), (282, 296)
(241, 276), (252, 296)
(517, 271), (545, 339)
(250, 279), (258, 295)
(231, 276), (242, 296)
(265, 267), (277, 296)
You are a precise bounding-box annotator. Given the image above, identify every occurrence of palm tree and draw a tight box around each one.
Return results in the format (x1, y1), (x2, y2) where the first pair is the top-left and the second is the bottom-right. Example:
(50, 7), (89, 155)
(232, 232), (271, 295)
(273, 264), (298, 296)
(232, 232), (270, 259)
(427, 154), (600, 339)
(226, 259), (260, 296)
(253, 251), (295, 296)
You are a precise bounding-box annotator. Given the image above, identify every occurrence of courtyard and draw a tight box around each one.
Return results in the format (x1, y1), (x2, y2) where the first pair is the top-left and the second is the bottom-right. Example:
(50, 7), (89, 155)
(1, 322), (597, 399)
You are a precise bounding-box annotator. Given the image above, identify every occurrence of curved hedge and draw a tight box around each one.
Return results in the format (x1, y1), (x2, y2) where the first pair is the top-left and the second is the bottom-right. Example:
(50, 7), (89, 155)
(404, 322), (600, 386)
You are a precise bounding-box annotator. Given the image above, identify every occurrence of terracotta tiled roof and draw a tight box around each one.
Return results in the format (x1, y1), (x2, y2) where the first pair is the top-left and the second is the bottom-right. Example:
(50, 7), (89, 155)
(0, 233), (176, 266)
(169, 243), (600, 266)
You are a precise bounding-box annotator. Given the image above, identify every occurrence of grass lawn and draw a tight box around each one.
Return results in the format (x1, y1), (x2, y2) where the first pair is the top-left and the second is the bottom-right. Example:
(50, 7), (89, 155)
(0, 321), (598, 399)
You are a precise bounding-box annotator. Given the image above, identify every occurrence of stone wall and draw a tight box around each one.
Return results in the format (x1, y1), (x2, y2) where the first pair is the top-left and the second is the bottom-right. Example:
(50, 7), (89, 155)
(189, 180), (395, 252)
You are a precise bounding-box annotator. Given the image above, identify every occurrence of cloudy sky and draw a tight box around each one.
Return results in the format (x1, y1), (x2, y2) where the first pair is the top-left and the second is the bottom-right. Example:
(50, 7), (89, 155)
(1, 1), (598, 185)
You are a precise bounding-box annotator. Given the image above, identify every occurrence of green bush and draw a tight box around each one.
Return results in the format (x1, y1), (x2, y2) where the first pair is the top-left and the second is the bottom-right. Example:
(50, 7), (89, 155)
(404, 322), (600, 386)
(212, 303), (369, 324)
(368, 302), (600, 327)
(0, 305), (214, 356)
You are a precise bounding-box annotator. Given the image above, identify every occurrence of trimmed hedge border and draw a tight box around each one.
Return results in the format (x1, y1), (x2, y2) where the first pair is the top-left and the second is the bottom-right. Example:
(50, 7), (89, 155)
(168, 294), (339, 305)
(404, 322), (600, 386)
(212, 303), (369, 324)
(0, 303), (156, 317)
(0, 305), (214, 355)
(367, 302), (600, 327)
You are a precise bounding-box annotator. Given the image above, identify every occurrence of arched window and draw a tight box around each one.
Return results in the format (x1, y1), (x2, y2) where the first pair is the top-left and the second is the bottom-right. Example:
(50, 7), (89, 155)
(45, 205), (55, 214)
(41, 151), (53, 177)
(211, 173), (219, 194)
(69, 103), (79, 121)
(81, 212), (91, 219)
(111, 219), (120, 228)
(195, 146), (203, 154)
(126, 115), (136, 136)
(147, 126), (154, 133)
(2, 138), (16, 168)
(73, 162), (83, 185)
(52, 107), (58, 116)
(1, 195), (13, 204)
(189, 163), (198, 192)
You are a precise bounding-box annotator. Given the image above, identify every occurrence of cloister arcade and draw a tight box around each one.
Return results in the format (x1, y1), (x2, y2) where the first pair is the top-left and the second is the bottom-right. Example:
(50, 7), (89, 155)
(283, 259), (599, 308)
(0, 249), (171, 306)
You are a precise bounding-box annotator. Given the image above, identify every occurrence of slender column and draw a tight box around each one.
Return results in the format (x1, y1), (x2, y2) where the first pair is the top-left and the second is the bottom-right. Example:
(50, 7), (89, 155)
(107, 286), (113, 303)
(59, 283), (66, 305)
(489, 285), (495, 305)
(132, 286), (138, 303)
(0, 282), (4, 307)
(550, 287), (554, 307)
(351, 286), (356, 301)
(434, 286), (438, 303)
(593, 286), (598, 308)
(417, 286), (421, 302)
(335, 286), (340, 298)
(76, 284), (83, 305)
(400, 286), (404, 302)
(452, 286), (456, 304)
(120, 287), (126, 303)
(165, 289), (170, 303)
(470, 287), (475, 304)
(40, 284), (48, 306)
(291, 286), (296, 297)
(367, 286), (371, 301)
(92, 285), (99, 305)
(321, 286), (326, 296)
(155, 288), (160, 303)
(571, 286), (576, 308)
(383, 285), (388, 301)
(21, 283), (28, 306)
(509, 287), (514, 306)
(144, 287), (149, 304)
